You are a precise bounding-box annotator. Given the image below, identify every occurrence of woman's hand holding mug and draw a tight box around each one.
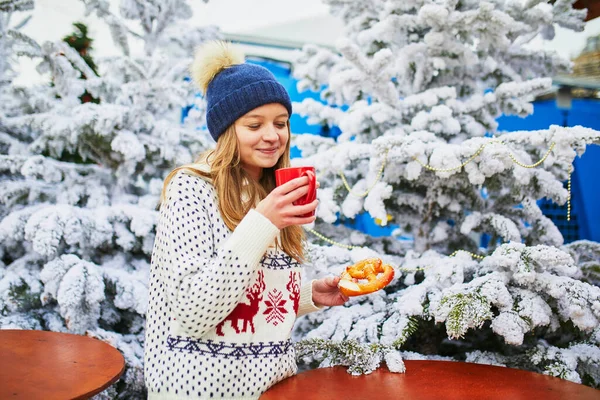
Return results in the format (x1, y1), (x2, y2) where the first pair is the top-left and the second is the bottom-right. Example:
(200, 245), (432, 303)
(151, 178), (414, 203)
(256, 167), (318, 229)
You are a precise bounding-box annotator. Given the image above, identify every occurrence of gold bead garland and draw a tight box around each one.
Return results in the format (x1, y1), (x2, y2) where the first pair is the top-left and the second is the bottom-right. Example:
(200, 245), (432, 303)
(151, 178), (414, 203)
(567, 165), (572, 222)
(507, 142), (555, 169)
(448, 249), (485, 259)
(338, 148), (389, 197)
(415, 142), (489, 173)
(305, 227), (359, 250)
(413, 140), (556, 173)
(310, 140), (575, 258)
(336, 140), (558, 194)
(303, 227), (488, 272)
(396, 250), (487, 273)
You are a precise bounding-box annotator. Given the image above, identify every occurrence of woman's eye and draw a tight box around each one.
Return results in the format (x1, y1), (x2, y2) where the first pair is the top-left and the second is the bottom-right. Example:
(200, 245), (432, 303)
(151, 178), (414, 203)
(248, 125), (260, 129)
(275, 122), (288, 128)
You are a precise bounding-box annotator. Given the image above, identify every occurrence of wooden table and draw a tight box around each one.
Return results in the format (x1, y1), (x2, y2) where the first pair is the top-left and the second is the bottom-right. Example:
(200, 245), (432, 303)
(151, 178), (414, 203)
(261, 361), (600, 400)
(0, 329), (125, 400)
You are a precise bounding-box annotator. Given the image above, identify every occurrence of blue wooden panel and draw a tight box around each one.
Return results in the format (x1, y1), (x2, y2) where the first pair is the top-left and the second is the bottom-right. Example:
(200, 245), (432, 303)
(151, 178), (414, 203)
(498, 99), (600, 243)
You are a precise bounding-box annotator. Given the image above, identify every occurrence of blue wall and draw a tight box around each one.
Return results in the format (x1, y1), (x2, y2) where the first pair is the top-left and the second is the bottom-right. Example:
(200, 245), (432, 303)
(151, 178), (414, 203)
(248, 59), (328, 137)
(497, 100), (600, 243)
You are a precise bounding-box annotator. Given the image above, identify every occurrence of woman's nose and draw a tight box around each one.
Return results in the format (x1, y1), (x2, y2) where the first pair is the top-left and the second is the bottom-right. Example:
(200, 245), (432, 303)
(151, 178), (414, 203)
(262, 125), (279, 141)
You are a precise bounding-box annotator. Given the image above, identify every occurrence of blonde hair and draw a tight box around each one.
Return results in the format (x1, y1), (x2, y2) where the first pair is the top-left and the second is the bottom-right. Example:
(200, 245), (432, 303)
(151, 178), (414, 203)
(160, 125), (306, 263)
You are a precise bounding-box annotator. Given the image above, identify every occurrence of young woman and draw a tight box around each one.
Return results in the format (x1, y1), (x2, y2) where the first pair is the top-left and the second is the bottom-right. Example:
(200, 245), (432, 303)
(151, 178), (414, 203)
(144, 41), (348, 400)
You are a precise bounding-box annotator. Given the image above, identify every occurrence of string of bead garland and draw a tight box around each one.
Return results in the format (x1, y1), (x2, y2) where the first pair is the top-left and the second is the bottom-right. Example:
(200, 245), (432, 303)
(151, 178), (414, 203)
(449, 249), (485, 259)
(399, 250), (486, 273)
(404, 250), (487, 273)
(302, 230), (487, 272)
(335, 140), (559, 196)
(414, 141), (556, 172)
(307, 139), (574, 257)
(338, 148), (389, 197)
(306, 227), (358, 250)
(567, 165), (572, 222)
(414, 142), (488, 173)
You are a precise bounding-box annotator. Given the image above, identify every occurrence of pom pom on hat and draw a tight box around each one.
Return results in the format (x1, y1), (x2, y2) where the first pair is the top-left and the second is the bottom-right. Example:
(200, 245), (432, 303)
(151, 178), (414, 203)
(190, 41), (245, 94)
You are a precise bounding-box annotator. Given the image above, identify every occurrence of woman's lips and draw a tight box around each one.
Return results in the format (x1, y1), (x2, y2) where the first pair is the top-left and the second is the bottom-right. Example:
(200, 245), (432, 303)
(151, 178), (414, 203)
(257, 148), (278, 155)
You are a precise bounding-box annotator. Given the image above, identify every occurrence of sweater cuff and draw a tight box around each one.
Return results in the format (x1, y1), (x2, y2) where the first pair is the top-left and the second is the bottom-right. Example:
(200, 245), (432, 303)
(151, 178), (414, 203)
(227, 209), (279, 267)
(297, 280), (324, 317)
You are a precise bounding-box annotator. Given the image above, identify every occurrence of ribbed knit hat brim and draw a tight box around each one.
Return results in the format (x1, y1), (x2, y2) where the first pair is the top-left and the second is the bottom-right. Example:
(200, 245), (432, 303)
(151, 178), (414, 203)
(206, 77), (292, 141)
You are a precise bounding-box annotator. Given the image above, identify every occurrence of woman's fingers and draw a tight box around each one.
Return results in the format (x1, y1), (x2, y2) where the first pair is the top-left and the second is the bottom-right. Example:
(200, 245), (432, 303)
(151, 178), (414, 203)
(283, 200), (318, 225)
(276, 177), (316, 204)
(275, 176), (310, 195)
(284, 184), (312, 204)
(290, 199), (318, 215)
(325, 276), (340, 287)
(287, 213), (317, 225)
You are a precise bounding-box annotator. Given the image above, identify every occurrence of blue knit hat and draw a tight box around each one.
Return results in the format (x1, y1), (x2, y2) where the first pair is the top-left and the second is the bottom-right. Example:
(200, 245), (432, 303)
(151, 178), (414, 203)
(191, 41), (292, 141)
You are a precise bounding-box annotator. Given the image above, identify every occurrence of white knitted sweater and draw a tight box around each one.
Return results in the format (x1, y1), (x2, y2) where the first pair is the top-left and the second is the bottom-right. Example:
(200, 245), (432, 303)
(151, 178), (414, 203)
(144, 170), (321, 400)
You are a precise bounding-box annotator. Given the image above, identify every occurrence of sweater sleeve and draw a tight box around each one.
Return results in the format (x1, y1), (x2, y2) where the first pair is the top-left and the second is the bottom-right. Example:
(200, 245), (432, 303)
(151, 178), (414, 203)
(160, 172), (279, 338)
(297, 280), (324, 317)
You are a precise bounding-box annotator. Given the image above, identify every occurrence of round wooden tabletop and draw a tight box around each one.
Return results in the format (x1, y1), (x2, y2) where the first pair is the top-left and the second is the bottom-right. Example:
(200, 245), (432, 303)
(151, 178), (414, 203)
(260, 361), (600, 400)
(0, 329), (126, 400)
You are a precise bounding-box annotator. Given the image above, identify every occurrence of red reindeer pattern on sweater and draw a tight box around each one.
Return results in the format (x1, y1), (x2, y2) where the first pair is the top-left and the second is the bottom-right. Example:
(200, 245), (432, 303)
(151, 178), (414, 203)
(286, 271), (301, 315)
(216, 270), (265, 336)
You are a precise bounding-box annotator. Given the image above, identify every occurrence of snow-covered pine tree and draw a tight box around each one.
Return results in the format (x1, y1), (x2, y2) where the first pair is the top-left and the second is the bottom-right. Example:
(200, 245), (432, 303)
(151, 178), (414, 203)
(0, 0), (219, 397)
(291, 0), (600, 387)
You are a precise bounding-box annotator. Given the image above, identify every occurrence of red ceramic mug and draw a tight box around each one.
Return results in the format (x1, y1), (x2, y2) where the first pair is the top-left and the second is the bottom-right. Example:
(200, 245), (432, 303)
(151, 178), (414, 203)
(275, 166), (317, 218)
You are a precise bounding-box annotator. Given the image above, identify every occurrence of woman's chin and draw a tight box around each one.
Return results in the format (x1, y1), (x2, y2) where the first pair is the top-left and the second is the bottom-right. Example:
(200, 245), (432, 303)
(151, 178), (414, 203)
(256, 156), (281, 168)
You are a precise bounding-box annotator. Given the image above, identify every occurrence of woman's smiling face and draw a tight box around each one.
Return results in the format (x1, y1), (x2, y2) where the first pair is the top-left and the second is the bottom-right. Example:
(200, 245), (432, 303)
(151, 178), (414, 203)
(234, 103), (289, 180)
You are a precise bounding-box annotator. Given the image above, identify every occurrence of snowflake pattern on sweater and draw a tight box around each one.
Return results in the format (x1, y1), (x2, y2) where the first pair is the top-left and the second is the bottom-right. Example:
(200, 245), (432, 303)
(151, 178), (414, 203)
(144, 171), (321, 400)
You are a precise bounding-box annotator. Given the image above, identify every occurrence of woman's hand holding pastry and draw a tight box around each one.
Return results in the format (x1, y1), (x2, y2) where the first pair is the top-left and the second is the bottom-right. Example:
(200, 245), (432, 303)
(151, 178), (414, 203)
(312, 276), (349, 307)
